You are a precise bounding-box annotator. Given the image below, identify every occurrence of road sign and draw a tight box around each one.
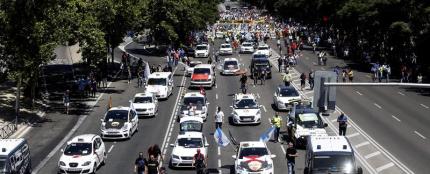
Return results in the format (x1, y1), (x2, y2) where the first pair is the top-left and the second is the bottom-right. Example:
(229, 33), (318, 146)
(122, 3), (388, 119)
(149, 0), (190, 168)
(313, 71), (337, 112)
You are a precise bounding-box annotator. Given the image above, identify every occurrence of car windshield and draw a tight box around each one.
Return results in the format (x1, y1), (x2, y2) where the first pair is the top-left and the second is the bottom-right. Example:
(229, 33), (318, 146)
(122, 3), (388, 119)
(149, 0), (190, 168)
(193, 68), (210, 74)
(258, 46), (269, 50)
(297, 113), (323, 128)
(134, 96), (152, 103)
(64, 143), (92, 156)
(180, 121), (203, 132)
(239, 147), (268, 159)
(224, 61), (238, 69)
(190, 62), (201, 67)
(313, 154), (354, 171)
(235, 99), (258, 109)
(221, 44), (231, 48)
(253, 54), (267, 59)
(242, 43), (253, 47)
(147, 78), (166, 86)
(105, 110), (128, 121)
(279, 88), (299, 97)
(184, 97), (205, 106)
(177, 138), (203, 148)
(196, 45), (207, 50)
(0, 159), (5, 172)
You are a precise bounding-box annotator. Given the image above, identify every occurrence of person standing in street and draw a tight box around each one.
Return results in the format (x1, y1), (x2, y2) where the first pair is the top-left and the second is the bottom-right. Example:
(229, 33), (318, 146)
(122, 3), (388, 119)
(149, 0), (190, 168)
(134, 152), (145, 174)
(348, 69), (354, 82)
(278, 57), (283, 72)
(63, 90), (70, 115)
(286, 142), (298, 174)
(193, 149), (206, 174)
(145, 155), (160, 174)
(300, 72), (306, 91)
(215, 106), (224, 129)
(271, 112), (282, 143)
(308, 71), (314, 90)
(283, 71), (292, 87)
(337, 113), (348, 136)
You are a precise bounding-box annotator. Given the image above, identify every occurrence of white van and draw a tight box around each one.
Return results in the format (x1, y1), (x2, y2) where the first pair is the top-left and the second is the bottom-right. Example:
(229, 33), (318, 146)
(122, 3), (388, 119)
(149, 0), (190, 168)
(0, 138), (32, 174)
(146, 72), (173, 99)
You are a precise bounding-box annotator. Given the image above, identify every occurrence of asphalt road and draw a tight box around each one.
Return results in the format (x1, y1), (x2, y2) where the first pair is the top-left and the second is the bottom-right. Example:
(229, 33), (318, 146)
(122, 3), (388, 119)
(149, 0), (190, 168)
(30, 38), (429, 174)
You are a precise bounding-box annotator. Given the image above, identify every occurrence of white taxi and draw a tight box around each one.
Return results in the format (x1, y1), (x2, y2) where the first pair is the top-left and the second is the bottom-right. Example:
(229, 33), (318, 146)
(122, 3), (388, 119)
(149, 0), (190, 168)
(169, 132), (209, 168)
(100, 106), (138, 139)
(194, 44), (210, 58)
(273, 85), (301, 111)
(220, 58), (240, 75)
(190, 64), (216, 88)
(178, 92), (209, 121)
(132, 93), (158, 117)
(256, 44), (271, 57)
(233, 141), (275, 174)
(231, 93), (262, 125)
(146, 72), (173, 99)
(240, 42), (255, 54)
(58, 134), (106, 174)
(186, 61), (203, 76)
(219, 43), (233, 55)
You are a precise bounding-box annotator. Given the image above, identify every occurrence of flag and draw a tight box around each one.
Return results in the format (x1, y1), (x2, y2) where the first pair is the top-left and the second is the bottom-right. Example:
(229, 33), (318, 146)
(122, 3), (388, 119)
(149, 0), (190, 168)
(214, 128), (230, 147)
(144, 62), (150, 80)
(259, 126), (275, 142)
(129, 100), (135, 111)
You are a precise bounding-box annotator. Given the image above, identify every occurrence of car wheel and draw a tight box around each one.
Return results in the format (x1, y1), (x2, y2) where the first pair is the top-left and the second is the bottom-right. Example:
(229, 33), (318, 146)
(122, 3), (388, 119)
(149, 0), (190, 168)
(101, 153), (106, 166)
(91, 163), (97, 174)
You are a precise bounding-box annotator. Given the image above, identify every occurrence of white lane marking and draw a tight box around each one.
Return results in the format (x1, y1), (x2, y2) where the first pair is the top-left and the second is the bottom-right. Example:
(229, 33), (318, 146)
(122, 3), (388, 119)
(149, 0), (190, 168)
(420, 104), (429, 109)
(391, 115), (401, 122)
(160, 70), (187, 166)
(108, 145), (115, 153)
(331, 119), (337, 123)
(218, 147), (221, 156)
(257, 93), (261, 98)
(355, 141), (370, 148)
(304, 90), (313, 95)
(374, 103), (382, 109)
(355, 91), (363, 96)
(262, 105), (267, 112)
(398, 92), (405, 96)
(280, 145), (286, 154)
(218, 159), (222, 168)
(32, 70), (121, 174)
(321, 67), (326, 70)
(346, 132), (360, 138)
(414, 131), (427, 139)
(376, 162), (395, 172)
(365, 151), (381, 159)
(216, 94), (218, 99)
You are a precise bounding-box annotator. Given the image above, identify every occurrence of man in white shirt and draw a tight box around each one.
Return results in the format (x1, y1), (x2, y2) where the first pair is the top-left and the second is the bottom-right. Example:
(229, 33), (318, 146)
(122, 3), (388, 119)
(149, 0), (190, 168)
(215, 106), (224, 129)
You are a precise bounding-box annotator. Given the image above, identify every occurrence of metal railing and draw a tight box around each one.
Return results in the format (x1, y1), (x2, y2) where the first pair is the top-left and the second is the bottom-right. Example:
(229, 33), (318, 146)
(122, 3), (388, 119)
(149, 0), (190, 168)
(0, 119), (17, 138)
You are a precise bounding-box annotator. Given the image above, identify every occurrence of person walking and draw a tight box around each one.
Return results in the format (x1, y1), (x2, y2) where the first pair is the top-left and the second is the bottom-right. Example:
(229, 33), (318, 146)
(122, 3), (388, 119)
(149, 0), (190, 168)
(286, 142), (298, 174)
(271, 112), (282, 143)
(417, 73), (423, 84)
(348, 69), (354, 82)
(128, 66), (132, 84)
(193, 149), (207, 174)
(300, 72), (306, 91)
(308, 71), (314, 90)
(337, 113), (348, 136)
(278, 57), (283, 72)
(283, 71), (292, 87)
(261, 69), (267, 85)
(145, 155), (160, 174)
(253, 67), (258, 85)
(63, 90), (70, 115)
(240, 73), (248, 94)
(134, 152), (146, 174)
(215, 106), (224, 129)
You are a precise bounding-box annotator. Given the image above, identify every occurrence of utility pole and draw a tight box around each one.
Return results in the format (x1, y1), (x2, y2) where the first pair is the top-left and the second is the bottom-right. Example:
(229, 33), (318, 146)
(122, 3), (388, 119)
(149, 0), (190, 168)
(15, 73), (22, 130)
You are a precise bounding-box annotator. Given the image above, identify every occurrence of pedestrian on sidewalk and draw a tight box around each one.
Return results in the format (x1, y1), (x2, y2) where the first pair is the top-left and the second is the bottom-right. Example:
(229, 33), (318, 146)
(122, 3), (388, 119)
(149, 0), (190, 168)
(308, 71), (314, 90)
(348, 69), (354, 82)
(286, 142), (298, 174)
(128, 66), (132, 84)
(300, 73), (306, 91)
(337, 113), (348, 136)
(271, 112), (282, 143)
(342, 69), (347, 82)
(215, 106), (224, 129)
(63, 90), (70, 114)
(91, 77), (97, 97)
(385, 65), (391, 82)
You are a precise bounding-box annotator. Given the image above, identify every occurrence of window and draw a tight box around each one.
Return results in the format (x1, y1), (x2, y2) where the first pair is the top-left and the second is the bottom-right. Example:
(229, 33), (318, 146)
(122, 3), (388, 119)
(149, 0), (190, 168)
(239, 147), (268, 159)
(196, 45), (208, 50)
(313, 154), (354, 171)
(0, 159), (6, 172)
(193, 68), (210, 74)
(104, 110), (128, 121)
(64, 143), (92, 156)
(279, 88), (299, 97)
(234, 99), (258, 109)
(134, 97), (152, 103)
(148, 78), (167, 86)
(177, 138), (203, 148)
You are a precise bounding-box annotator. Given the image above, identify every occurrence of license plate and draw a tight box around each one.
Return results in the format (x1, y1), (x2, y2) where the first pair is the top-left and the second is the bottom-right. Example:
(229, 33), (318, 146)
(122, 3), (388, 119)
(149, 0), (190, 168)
(244, 118), (252, 121)
(67, 168), (82, 171)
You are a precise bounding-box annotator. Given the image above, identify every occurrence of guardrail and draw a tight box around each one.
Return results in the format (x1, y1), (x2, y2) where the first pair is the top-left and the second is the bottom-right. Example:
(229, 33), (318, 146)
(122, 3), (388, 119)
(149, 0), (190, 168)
(0, 120), (17, 139)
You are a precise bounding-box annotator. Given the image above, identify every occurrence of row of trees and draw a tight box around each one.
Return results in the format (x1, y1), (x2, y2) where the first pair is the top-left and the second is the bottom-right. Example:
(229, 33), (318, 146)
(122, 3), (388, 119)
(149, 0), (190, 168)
(247, 0), (429, 75)
(0, 0), (219, 99)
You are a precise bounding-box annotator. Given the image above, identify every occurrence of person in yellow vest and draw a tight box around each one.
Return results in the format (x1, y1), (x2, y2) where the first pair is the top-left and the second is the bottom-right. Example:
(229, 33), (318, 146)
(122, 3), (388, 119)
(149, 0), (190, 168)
(348, 69), (354, 82)
(271, 112), (283, 143)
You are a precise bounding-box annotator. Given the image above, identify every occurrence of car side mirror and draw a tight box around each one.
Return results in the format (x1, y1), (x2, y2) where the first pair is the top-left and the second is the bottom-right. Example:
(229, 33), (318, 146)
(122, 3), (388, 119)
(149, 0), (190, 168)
(232, 155), (237, 159)
(170, 144), (175, 147)
(270, 154), (276, 158)
(324, 123), (328, 127)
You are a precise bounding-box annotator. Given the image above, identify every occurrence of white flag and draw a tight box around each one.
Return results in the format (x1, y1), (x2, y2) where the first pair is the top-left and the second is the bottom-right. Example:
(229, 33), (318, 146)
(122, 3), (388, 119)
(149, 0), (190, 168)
(214, 128), (230, 147)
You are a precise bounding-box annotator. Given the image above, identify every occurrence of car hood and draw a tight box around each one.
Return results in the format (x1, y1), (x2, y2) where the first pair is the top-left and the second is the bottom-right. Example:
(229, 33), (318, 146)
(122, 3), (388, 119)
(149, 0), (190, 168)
(103, 119), (127, 129)
(60, 154), (93, 164)
(234, 108), (260, 116)
(295, 126), (328, 137)
(276, 96), (301, 103)
(236, 155), (273, 172)
(133, 103), (155, 109)
(195, 50), (208, 54)
(172, 146), (206, 157)
(220, 48), (232, 51)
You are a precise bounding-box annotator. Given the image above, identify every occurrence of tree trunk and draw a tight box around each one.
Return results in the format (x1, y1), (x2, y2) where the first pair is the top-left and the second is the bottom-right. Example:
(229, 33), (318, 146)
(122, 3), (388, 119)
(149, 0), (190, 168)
(15, 73), (22, 128)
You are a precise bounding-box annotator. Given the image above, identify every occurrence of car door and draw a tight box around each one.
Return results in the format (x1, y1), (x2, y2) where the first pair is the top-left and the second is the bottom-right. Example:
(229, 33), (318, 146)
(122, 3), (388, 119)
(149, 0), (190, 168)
(273, 88), (279, 104)
(153, 95), (158, 112)
(93, 140), (101, 166)
(131, 110), (138, 131)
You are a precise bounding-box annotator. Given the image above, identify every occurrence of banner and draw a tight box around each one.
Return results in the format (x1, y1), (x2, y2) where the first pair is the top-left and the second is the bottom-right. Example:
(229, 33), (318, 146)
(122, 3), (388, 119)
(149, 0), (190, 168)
(214, 128), (230, 147)
(259, 126), (275, 142)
